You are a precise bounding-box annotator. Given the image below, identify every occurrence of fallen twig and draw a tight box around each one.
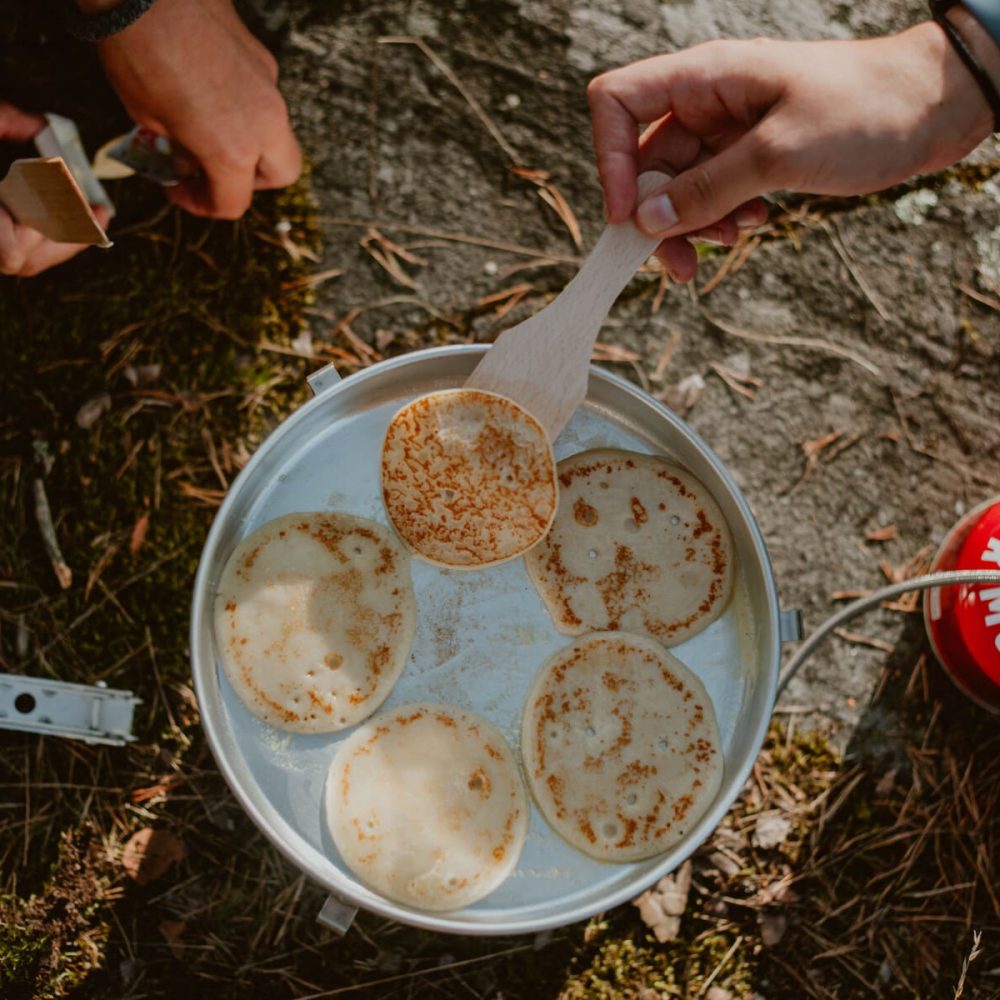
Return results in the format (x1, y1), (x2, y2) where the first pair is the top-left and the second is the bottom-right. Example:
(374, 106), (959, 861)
(702, 313), (883, 379)
(316, 216), (581, 265)
(511, 166), (583, 249)
(33, 478), (71, 589)
(833, 627), (895, 654)
(957, 281), (1000, 312)
(377, 35), (521, 163)
(710, 362), (763, 401)
(700, 233), (759, 297)
(651, 326), (682, 382)
(786, 431), (843, 494)
(822, 220), (891, 321)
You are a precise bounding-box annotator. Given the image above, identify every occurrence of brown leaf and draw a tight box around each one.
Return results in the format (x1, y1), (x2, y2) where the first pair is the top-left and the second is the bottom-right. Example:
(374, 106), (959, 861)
(865, 524), (898, 543)
(759, 911), (787, 947)
(129, 513), (150, 555)
(75, 393), (111, 430)
(158, 919), (186, 959)
(752, 812), (791, 850)
(633, 860), (692, 942)
(121, 828), (185, 885)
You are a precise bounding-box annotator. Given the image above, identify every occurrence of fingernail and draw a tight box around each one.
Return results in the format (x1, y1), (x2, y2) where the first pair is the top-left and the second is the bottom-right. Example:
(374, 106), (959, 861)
(735, 205), (760, 229)
(636, 193), (678, 235)
(695, 229), (726, 246)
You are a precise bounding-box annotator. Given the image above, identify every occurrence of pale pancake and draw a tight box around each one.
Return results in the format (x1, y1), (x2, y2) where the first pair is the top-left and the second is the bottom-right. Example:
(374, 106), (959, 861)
(381, 389), (558, 569)
(214, 512), (415, 733)
(524, 449), (734, 645)
(326, 703), (529, 911)
(521, 632), (723, 862)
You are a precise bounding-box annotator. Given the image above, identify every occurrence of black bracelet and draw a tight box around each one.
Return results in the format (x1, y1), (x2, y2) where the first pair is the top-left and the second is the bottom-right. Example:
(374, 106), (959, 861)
(932, 10), (1000, 132)
(64, 0), (158, 42)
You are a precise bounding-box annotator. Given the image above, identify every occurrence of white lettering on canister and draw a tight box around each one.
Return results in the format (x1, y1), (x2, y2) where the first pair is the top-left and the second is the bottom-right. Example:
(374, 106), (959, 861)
(979, 538), (1000, 647)
(984, 537), (1000, 566)
(984, 586), (1000, 628)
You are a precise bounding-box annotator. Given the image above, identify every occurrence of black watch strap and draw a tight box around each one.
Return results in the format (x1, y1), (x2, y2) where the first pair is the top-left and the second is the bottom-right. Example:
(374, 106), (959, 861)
(64, 0), (158, 42)
(929, 0), (1000, 132)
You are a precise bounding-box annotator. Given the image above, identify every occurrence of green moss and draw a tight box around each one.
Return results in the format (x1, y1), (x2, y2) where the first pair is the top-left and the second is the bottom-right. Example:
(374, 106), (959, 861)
(0, 826), (112, 999)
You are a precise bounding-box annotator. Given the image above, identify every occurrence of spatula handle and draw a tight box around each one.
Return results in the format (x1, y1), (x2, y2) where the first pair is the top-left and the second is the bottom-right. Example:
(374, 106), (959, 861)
(551, 171), (670, 330)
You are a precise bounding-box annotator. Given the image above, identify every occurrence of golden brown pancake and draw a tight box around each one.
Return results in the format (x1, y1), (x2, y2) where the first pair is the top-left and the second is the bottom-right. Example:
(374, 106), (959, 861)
(326, 703), (529, 911)
(214, 512), (416, 732)
(381, 389), (558, 569)
(524, 449), (733, 645)
(521, 632), (723, 862)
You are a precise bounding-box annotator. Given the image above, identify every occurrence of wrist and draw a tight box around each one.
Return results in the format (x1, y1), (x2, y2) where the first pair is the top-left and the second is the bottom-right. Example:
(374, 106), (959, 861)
(904, 19), (994, 170)
(948, 4), (1000, 106)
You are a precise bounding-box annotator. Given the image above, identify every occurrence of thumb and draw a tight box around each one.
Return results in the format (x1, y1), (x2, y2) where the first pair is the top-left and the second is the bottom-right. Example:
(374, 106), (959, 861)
(635, 131), (769, 239)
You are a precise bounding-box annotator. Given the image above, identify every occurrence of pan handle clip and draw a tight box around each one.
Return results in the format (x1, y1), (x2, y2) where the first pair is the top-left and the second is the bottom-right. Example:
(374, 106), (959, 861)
(778, 609), (803, 643)
(317, 892), (358, 936)
(307, 364), (342, 397)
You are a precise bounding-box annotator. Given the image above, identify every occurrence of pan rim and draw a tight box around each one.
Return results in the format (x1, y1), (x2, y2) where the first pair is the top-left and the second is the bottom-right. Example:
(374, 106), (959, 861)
(190, 344), (780, 935)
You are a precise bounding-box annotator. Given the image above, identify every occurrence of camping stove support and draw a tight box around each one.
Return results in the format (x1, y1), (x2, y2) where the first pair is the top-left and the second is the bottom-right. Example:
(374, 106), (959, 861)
(0, 673), (140, 745)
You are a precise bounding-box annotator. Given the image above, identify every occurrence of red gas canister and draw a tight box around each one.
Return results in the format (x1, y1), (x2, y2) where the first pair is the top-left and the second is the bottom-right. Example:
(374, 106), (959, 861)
(924, 496), (1000, 713)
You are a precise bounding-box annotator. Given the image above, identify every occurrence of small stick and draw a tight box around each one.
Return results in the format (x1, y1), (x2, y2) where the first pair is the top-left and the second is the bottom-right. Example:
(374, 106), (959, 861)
(699, 236), (747, 296)
(651, 326), (682, 382)
(823, 220), (890, 321)
(698, 934), (743, 996)
(377, 36), (521, 164)
(702, 312), (883, 379)
(957, 281), (1000, 311)
(650, 263), (670, 313)
(833, 627), (895, 653)
(316, 215), (581, 265)
(32, 478), (71, 589)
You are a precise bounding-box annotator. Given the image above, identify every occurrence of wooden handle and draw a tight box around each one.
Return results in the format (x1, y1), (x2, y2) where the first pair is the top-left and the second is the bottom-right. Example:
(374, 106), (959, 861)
(464, 170), (673, 440)
(526, 169), (671, 402)
(548, 171), (669, 333)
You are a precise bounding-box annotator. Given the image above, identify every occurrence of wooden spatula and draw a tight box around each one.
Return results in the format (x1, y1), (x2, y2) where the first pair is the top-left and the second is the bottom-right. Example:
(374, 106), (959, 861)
(0, 158), (110, 247)
(465, 170), (669, 440)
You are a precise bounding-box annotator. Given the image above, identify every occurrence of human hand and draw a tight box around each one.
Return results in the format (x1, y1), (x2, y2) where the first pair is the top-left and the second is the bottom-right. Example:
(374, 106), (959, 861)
(0, 102), (112, 277)
(94, 0), (301, 219)
(588, 23), (993, 281)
